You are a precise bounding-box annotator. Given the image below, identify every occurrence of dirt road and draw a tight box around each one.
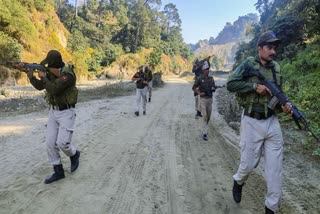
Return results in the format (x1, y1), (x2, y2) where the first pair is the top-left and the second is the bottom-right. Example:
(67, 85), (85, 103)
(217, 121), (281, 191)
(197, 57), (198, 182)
(0, 76), (317, 214)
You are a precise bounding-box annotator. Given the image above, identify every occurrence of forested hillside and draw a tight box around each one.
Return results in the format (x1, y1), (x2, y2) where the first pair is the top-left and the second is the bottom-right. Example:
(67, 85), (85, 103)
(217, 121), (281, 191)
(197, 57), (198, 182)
(190, 14), (258, 70)
(234, 0), (320, 154)
(0, 0), (191, 84)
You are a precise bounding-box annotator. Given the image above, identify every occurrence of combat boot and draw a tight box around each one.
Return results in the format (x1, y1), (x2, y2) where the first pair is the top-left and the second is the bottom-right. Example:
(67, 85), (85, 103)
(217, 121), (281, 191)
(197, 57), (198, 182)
(135, 111), (139, 116)
(232, 180), (244, 203)
(70, 150), (80, 172)
(143, 111), (146, 115)
(44, 164), (65, 184)
(148, 97), (151, 102)
(265, 206), (274, 214)
(202, 134), (208, 141)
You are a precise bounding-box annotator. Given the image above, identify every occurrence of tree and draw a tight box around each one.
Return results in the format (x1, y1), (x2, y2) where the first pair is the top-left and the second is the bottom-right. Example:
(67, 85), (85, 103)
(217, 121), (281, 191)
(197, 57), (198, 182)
(163, 3), (181, 34)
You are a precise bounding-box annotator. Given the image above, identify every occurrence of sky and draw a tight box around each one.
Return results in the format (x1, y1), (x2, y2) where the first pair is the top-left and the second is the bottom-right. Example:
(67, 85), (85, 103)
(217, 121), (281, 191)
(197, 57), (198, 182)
(160, 0), (259, 44)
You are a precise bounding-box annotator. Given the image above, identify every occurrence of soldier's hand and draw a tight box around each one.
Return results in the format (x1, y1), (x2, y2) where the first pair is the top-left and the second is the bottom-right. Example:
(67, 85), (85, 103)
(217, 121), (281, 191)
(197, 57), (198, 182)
(27, 70), (34, 78)
(38, 71), (46, 78)
(282, 102), (293, 115)
(256, 84), (272, 96)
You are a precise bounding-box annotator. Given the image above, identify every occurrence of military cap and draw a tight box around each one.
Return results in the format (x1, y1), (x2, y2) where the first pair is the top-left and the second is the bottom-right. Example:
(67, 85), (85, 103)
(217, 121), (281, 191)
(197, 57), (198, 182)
(257, 31), (281, 47)
(41, 50), (63, 67)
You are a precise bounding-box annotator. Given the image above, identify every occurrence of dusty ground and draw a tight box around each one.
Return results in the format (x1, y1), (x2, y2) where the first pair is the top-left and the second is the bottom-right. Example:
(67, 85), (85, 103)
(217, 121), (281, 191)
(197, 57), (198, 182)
(0, 76), (319, 214)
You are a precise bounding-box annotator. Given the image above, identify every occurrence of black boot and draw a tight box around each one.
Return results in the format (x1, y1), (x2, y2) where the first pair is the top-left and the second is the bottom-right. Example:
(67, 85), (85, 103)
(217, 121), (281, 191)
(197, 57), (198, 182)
(232, 180), (244, 203)
(70, 150), (80, 172)
(44, 164), (65, 184)
(265, 206), (274, 214)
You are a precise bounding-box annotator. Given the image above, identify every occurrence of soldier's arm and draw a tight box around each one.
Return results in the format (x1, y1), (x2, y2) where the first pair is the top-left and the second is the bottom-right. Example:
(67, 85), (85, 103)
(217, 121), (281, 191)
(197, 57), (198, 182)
(29, 76), (45, 90)
(131, 72), (140, 81)
(192, 78), (200, 91)
(226, 61), (256, 93)
(212, 78), (216, 92)
(41, 73), (76, 95)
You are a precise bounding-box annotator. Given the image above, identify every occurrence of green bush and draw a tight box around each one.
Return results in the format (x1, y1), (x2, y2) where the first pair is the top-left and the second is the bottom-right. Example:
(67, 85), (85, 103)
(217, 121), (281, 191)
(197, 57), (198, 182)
(0, 32), (23, 61)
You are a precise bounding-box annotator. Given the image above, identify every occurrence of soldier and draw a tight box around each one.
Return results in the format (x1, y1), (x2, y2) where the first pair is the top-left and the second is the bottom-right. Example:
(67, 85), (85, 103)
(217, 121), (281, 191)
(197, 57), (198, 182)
(192, 58), (203, 118)
(226, 31), (292, 214)
(144, 64), (153, 102)
(26, 50), (80, 184)
(192, 61), (216, 141)
(132, 65), (148, 116)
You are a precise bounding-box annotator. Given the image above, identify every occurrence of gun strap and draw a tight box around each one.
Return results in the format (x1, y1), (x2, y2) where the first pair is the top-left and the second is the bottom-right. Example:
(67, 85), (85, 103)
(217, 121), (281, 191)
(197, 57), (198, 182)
(271, 67), (278, 86)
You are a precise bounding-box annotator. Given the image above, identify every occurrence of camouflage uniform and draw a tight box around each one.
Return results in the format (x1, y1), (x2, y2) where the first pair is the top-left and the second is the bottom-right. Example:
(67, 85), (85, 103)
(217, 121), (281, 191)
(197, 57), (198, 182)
(227, 54), (284, 212)
(29, 50), (80, 184)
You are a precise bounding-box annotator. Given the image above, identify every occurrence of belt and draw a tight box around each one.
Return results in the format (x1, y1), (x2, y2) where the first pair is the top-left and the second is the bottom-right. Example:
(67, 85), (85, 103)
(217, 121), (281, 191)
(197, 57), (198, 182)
(52, 104), (75, 111)
(244, 109), (274, 120)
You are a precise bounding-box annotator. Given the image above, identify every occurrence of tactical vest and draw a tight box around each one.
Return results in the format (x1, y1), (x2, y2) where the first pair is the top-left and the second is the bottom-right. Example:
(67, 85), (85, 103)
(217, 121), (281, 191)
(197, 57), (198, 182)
(47, 64), (78, 106)
(236, 57), (282, 115)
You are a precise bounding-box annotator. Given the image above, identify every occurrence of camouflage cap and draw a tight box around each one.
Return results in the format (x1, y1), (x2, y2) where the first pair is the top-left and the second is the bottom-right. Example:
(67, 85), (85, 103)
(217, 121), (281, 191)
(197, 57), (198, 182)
(257, 31), (281, 47)
(40, 50), (63, 67)
(138, 64), (144, 69)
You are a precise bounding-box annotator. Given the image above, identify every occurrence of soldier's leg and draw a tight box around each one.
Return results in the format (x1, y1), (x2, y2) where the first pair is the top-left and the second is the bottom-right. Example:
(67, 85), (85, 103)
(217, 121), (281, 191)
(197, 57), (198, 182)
(55, 109), (77, 156)
(142, 87), (147, 112)
(264, 116), (283, 212)
(200, 98), (209, 135)
(233, 114), (265, 184)
(148, 81), (152, 99)
(136, 89), (141, 112)
(46, 108), (61, 165)
(206, 98), (213, 123)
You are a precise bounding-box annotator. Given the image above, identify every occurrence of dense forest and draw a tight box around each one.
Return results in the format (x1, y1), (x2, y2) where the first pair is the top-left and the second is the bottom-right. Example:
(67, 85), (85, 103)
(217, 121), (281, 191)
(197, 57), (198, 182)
(0, 0), (191, 81)
(234, 0), (320, 154)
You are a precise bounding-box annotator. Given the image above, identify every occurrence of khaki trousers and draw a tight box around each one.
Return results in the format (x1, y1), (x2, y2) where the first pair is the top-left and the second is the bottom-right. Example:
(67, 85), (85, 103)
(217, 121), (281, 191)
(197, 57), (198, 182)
(233, 113), (283, 212)
(46, 107), (77, 166)
(200, 97), (212, 134)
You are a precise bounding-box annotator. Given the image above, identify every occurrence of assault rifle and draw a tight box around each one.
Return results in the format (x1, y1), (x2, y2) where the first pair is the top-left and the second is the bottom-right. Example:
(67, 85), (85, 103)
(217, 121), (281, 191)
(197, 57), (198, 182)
(193, 55), (215, 74)
(8, 62), (47, 72)
(249, 67), (319, 142)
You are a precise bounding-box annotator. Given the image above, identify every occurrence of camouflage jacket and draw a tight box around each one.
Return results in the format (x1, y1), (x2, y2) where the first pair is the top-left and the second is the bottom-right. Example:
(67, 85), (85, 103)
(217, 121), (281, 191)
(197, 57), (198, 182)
(192, 75), (216, 98)
(132, 71), (148, 89)
(29, 65), (78, 106)
(226, 55), (282, 113)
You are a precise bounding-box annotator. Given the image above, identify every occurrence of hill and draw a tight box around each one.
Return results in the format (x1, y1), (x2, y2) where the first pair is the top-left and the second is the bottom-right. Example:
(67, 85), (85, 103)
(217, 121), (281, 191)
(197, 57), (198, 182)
(189, 13), (258, 70)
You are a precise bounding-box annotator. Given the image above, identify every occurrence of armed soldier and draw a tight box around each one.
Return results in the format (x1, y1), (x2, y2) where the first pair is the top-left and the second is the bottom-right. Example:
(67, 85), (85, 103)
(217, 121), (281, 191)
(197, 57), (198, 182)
(18, 50), (80, 184)
(226, 31), (292, 214)
(192, 61), (216, 141)
(132, 65), (148, 116)
(144, 64), (153, 102)
(192, 55), (212, 118)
